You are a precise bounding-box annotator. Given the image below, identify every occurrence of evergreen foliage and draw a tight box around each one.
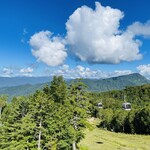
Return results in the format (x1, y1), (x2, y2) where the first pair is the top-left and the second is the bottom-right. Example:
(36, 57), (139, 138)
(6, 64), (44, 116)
(92, 84), (150, 134)
(0, 76), (150, 150)
(0, 76), (89, 150)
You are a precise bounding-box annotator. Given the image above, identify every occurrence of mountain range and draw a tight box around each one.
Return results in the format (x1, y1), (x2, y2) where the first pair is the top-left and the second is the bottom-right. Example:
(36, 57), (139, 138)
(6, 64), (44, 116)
(0, 76), (52, 88)
(82, 73), (150, 92)
(0, 73), (149, 101)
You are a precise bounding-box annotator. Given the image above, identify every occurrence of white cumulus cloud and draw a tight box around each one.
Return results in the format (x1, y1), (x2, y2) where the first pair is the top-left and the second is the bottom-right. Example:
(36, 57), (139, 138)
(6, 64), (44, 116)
(20, 67), (33, 73)
(127, 21), (150, 37)
(2, 68), (13, 77)
(29, 31), (67, 66)
(49, 65), (107, 79)
(46, 64), (133, 79)
(29, 2), (150, 66)
(65, 2), (142, 64)
(20, 67), (34, 77)
(137, 64), (150, 79)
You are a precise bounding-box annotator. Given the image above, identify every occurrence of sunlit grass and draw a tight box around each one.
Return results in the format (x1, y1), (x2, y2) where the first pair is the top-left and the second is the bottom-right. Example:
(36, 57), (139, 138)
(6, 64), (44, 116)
(79, 119), (150, 150)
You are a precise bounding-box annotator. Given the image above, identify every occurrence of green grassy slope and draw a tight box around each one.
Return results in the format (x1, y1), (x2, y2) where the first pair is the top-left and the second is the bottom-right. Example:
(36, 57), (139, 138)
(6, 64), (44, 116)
(79, 128), (150, 150)
(79, 117), (150, 150)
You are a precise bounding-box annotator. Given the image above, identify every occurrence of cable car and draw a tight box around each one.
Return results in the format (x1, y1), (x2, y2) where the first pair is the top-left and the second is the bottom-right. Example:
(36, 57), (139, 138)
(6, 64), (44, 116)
(97, 102), (103, 108)
(122, 102), (131, 110)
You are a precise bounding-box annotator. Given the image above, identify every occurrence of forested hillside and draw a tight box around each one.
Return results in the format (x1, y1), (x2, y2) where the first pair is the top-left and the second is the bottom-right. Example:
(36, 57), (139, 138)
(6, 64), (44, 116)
(0, 76), (90, 149)
(89, 84), (150, 134)
(0, 73), (149, 100)
(82, 73), (150, 92)
(0, 76), (150, 150)
(0, 83), (47, 102)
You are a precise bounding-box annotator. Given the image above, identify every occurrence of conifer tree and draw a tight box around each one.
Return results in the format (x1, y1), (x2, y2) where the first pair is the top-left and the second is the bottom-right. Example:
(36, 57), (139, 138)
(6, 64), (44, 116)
(0, 76), (90, 150)
(67, 79), (89, 150)
(49, 76), (68, 103)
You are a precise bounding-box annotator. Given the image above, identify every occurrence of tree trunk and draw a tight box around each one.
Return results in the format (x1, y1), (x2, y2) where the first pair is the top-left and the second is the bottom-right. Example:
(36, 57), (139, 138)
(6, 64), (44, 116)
(72, 141), (76, 150)
(38, 120), (42, 150)
(0, 107), (2, 126)
(26, 140), (29, 150)
(0, 107), (2, 119)
(123, 125), (124, 133)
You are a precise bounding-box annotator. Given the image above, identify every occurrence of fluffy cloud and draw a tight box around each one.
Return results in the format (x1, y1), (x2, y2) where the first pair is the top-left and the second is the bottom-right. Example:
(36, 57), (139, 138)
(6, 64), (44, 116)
(137, 64), (150, 79)
(49, 65), (107, 79)
(30, 2), (150, 66)
(0, 67), (34, 77)
(127, 21), (150, 37)
(2, 68), (13, 77)
(20, 67), (33, 73)
(20, 67), (33, 77)
(29, 31), (67, 66)
(46, 65), (133, 79)
(65, 2), (143, 64)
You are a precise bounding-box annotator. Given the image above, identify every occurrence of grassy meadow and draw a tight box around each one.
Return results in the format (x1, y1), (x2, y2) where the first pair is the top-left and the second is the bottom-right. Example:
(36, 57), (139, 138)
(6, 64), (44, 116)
(79, 119), (150, 150)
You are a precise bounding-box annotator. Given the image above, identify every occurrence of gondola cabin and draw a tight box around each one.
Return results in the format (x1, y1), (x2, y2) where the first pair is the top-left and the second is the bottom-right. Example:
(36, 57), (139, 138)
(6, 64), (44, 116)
(122, 102), (131, 110)
(97, 102), (103, 108)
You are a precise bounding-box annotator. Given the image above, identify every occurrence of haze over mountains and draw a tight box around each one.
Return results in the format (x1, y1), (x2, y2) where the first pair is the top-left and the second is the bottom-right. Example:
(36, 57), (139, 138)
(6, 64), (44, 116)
(0, 73), (149, 101)
(0, 76), (52, 88)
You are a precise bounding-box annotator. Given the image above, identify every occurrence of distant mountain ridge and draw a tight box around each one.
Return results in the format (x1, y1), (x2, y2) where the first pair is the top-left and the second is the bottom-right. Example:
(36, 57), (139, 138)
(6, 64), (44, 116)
(81, 73), (150, 92)
(0, 76), (52, 88)
(0, 73), (149, 101)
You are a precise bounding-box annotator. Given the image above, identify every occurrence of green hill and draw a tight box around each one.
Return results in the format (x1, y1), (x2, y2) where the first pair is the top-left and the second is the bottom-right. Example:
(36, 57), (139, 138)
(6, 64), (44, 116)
(0, 83), (49, 101)
(82, 73), (150, 92)
(0, 73), (149, 101)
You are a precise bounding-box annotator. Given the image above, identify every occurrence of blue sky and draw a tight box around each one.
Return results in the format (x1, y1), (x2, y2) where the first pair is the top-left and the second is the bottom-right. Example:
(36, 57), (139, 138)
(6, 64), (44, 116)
(0, 0), (150, 79)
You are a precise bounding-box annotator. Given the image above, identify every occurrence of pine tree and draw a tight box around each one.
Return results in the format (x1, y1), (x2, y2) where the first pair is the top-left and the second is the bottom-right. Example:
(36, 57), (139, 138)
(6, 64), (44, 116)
(67, 79), (89, 150)
(0, 96), (32, 149)
(49, 76), (68, 104)
(0, 77), (90, 150)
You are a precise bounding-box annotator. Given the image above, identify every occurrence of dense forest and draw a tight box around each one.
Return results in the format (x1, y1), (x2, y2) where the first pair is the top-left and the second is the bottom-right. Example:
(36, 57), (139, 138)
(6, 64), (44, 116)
(0, 76), (91, 150)
(90, 84), (150, 134)
(82, 73), (150, 92)
(0, 76), (150, 149)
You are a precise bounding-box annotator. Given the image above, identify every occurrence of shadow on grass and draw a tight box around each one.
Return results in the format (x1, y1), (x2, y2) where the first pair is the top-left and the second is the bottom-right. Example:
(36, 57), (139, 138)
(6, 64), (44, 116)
(96, 141), (103, 144)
